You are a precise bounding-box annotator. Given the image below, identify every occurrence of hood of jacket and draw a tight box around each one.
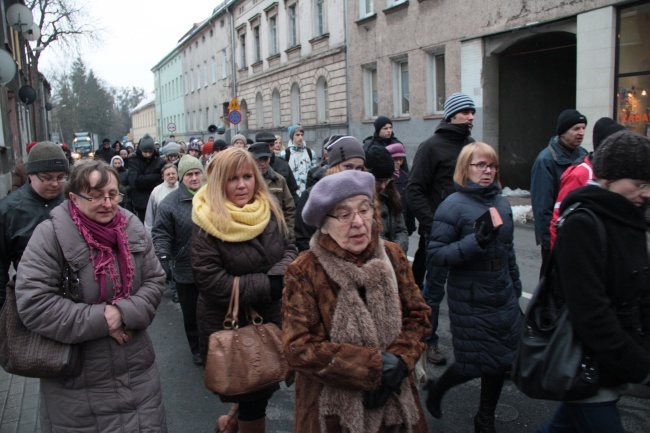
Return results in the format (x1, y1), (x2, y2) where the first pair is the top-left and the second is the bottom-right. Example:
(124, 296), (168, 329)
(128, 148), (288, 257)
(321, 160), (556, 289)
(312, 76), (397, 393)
(548, 135), (587, 166)
(560, 184), (646, 232)
(434, 120), (473, 143)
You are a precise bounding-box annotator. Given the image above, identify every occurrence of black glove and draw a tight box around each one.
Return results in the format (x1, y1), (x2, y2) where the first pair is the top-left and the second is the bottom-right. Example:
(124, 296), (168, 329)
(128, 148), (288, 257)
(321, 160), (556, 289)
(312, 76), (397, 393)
(475, 222), (499, 248)
(268, 275), (284, 301)
(158, 255), (171, 279)
(362, 352), (408, 409)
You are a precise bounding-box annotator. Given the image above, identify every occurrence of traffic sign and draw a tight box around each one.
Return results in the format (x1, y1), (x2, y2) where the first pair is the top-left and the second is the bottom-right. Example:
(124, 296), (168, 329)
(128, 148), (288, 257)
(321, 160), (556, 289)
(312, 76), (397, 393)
(228, 110), (242, 125)
(167, 122), (176, 132)
(228, 97), (241, 111)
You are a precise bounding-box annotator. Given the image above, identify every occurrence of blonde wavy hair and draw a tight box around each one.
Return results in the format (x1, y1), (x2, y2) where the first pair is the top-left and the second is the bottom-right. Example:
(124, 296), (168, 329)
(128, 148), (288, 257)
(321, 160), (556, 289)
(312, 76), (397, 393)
(204, 147), (288, 236)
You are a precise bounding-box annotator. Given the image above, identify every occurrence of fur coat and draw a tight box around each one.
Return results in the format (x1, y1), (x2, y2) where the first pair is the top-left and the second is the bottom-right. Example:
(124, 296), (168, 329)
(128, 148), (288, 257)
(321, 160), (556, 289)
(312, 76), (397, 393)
(282, 232), (431, 433)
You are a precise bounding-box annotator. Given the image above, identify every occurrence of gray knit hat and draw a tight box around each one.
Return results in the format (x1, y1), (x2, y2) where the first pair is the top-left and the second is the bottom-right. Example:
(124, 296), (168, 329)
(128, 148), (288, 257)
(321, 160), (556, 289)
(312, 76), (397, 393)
(302, 170), (375, 228)
(592, 130), (650, 181)
(26, 141), (69, 174)
(231, 134), (247, 146)
(163, 141), (181, 155)
(325, 135), (366, 167)
(443, 93), (475, 121)
(139, 134), (155, 153)
(177, 154), (204, 180)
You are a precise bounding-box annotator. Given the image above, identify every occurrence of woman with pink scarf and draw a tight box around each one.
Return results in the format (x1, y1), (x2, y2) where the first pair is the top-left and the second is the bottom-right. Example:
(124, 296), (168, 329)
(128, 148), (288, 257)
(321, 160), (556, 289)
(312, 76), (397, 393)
(15, 159), (167, 432)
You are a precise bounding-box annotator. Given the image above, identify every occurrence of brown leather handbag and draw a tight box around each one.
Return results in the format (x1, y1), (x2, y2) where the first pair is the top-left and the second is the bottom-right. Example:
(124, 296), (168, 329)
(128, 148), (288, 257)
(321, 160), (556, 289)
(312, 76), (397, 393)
(204, 276), (289, 397)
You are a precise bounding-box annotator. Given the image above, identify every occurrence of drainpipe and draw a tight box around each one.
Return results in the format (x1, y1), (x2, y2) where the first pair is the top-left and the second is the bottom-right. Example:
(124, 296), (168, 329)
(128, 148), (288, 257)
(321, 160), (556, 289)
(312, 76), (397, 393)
(343, 0), (351, 135)
(225, 0), (238, 134)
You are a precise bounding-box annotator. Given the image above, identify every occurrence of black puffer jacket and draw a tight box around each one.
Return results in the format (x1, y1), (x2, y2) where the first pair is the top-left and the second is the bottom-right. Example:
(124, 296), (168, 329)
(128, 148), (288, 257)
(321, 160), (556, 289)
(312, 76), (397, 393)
(152, 185), (195, 285)
(407, 121), (474, 235)
(0, 184), (63, 302)
(556, 185), (650, 388)
(128, 150), (165, 211)
(427, 182), (522, 377)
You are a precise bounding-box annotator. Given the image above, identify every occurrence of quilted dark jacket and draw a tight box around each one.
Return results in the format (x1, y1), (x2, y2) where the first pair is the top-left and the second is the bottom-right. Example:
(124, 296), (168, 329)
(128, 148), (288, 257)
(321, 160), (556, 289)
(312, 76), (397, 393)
(152, 185), (195, 284)
(127, 150), (165, 211)
(427, 182), (522, 377)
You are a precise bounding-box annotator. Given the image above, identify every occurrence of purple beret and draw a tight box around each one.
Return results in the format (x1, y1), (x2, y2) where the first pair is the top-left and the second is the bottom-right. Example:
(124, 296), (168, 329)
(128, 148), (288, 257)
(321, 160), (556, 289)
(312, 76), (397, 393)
(302, 170), (375, 228)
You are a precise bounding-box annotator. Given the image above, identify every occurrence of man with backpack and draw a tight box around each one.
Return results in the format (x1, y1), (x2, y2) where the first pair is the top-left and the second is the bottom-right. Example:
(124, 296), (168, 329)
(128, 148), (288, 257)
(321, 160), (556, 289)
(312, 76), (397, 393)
(281, 125), (313, 197)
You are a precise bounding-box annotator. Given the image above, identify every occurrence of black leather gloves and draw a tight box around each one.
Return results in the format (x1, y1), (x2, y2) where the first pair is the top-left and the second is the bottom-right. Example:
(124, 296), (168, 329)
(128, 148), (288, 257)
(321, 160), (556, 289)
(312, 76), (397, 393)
(268, 275), (284, 301)
(363, 352), (408, 409)
(475, 222), (499, 248)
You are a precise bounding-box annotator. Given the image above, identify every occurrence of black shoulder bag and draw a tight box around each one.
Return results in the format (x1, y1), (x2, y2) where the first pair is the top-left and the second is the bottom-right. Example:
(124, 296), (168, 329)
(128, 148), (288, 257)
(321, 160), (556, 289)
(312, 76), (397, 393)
(512, 203), (604, 401)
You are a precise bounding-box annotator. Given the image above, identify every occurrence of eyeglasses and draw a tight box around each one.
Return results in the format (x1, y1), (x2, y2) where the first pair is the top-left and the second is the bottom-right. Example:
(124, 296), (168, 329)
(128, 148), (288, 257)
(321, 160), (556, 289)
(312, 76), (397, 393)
(75, 192), (124, 204)
(470, 162), (499, 172)
(327, 205), (374, 224)
(637, 183), (650, 191)
(36, 174), (68, 184)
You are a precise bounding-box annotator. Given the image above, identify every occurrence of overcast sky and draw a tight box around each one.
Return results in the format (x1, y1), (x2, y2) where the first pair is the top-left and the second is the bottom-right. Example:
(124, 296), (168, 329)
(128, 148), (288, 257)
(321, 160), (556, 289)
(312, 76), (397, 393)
(38, 0), (217, 93)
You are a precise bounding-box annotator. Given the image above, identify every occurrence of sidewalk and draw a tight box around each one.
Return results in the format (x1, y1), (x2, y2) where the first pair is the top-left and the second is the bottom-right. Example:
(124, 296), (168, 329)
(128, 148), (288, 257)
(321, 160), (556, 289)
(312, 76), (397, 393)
(0, 370), (40, 433)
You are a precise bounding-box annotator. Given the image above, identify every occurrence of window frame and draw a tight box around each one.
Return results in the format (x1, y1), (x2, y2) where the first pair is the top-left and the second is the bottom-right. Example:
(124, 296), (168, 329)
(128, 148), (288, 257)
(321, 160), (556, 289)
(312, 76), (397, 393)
(269, 15), (278, 55)
(392, 58), (410, 117)
(253, 25), (261, 63)
(363, 65), (378, 119)
(288, 4), (298, 48)
(426, 51), (446, 115)
(316, 77), (329, 123)
(314, 0), (326, 37)
(360, 0), (374, 18)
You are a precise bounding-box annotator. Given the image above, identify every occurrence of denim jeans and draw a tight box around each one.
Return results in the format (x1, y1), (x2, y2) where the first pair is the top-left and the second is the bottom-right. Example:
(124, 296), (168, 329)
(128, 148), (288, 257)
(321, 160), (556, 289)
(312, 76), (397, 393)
(421, 264), (448, 347)
(536, 401), (625, 433)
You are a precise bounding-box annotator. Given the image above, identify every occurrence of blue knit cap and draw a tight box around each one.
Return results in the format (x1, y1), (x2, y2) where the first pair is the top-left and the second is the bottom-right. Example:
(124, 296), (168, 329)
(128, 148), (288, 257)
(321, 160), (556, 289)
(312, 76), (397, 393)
(443, 93), (475, 121)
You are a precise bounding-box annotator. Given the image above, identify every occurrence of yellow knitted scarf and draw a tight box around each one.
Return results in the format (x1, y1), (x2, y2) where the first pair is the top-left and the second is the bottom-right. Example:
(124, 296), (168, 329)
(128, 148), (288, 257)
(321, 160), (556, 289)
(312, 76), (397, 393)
(192, 187), (271, 242)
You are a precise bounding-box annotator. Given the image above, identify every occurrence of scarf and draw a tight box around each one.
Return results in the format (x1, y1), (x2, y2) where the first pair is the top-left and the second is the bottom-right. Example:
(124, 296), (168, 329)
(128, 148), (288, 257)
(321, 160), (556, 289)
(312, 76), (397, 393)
(310, 232), (420, 433)
(192, 188), (271, 242)
(68, 201), (134, 304)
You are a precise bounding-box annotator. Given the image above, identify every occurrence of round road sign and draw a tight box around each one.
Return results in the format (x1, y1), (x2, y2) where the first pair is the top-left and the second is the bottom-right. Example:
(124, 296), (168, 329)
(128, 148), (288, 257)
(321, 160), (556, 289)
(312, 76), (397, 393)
(167, 122), (176, 132)
(228, 110), (242, 125)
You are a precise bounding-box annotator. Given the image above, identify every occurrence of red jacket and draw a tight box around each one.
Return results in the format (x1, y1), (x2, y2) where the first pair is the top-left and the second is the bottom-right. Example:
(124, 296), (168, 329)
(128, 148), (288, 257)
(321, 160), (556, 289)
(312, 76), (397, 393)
(549, 156), (593, 248)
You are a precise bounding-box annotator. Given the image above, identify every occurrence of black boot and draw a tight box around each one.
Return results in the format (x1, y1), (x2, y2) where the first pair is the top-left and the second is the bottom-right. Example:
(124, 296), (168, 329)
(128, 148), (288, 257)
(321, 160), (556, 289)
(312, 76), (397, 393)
(474, 374), (506, 433)
(424, 365), (469, 419)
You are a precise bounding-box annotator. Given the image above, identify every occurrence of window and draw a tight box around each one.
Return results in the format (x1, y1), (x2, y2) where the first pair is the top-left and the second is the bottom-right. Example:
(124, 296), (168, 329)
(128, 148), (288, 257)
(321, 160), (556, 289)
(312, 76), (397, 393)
(314, 0), (326, 37)
(291, 83), (301, 124)
(196, 66), (201, 89)
(360, 0), (374, 17)
(199, 109), (203, 130)
(256, 93), (264, 128)
(253, 26), (261, 62)
(288, 4), (298, 47)
(269, 16), (278, 55)
(190, 69), (194, 92)
(316, 77), (329, 122)
(240, 33), (247, 67)
(363, 66), (378, 118)
(211, 57), (216, 83)
(221, 50), (228, 78)
(387, 0), (407, 6)
(393, 60), (409, 116)
(203, 61), (208, 87)
(426, 52), (446, 114)
(272, 89), (281, 127)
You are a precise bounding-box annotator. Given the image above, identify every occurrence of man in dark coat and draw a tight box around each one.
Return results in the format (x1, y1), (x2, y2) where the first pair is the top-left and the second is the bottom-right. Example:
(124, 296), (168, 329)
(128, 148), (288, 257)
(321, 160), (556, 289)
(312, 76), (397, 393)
(363, 116), (408, 172)
(0, 142), (69, 307)
(255, 131), (299, 202)
(128, 134), (165, 222)
(407, 92), (475, 366)
(94, 138), (117, 164)
(152, 155), (204, 366)
(530, 109), (588, 272)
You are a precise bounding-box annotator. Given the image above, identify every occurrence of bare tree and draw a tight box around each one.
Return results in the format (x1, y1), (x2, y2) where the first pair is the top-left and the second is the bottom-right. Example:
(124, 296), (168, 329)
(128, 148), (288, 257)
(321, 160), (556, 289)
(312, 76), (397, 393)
(26, 0), (99, 140)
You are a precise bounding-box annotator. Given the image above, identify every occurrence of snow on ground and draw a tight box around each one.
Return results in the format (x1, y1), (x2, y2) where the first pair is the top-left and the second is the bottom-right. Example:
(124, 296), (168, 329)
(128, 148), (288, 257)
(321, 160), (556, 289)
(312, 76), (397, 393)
(512, 205), (533, 224)
(502, 187), (530, 197)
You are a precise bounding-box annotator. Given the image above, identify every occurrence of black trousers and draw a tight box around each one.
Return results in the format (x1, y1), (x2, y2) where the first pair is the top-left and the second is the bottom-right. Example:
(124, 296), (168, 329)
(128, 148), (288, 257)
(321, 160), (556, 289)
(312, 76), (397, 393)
(174, 282), (200, 355)
(412, 234), (427, 290)
(437, 364), (506, 416)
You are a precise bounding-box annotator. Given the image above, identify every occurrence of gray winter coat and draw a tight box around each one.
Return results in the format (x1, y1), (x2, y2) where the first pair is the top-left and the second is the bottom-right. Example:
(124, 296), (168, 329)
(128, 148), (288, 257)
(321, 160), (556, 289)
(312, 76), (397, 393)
(427, 182), (522, 377)
(15, 202), (167, 433)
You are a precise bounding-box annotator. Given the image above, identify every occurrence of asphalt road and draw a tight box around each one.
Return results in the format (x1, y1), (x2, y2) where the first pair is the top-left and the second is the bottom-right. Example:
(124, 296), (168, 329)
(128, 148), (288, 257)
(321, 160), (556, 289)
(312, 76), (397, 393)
(149, 223), (650, 432)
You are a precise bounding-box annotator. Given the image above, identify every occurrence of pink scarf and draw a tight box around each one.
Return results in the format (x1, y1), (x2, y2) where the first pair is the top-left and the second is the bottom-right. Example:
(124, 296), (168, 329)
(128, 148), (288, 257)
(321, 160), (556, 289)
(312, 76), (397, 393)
(68, 201), (134, 303)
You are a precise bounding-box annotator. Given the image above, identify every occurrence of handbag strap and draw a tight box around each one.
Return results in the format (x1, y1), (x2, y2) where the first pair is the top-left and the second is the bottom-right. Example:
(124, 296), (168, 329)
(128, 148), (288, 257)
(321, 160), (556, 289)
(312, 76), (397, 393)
(223, 277), (240, 329)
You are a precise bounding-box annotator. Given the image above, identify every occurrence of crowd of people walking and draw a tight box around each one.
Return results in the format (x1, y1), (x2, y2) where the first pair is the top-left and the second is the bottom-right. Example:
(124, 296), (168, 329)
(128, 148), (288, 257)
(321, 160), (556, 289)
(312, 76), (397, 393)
(0, 91), (648, 433)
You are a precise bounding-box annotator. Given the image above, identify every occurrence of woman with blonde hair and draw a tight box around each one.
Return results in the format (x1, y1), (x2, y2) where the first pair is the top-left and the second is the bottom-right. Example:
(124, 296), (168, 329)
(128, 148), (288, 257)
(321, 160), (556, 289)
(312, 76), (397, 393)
(191, 148), (297, 433)
(425, 142), (522, 433)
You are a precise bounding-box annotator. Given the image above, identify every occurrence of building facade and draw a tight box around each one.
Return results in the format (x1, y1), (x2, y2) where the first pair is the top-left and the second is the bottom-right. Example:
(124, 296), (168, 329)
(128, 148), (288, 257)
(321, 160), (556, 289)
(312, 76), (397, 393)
(180, 6), (234, 143)
(152, 48), (185, 144)
(231, 0), (348, 153)
(131, 94), (157, 144)
(346, 0), (645, 189)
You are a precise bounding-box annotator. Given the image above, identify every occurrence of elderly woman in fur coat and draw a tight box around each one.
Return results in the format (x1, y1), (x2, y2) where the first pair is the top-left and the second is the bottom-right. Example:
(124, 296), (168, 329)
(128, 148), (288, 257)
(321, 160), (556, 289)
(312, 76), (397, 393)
(282, 170), (432, 433)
